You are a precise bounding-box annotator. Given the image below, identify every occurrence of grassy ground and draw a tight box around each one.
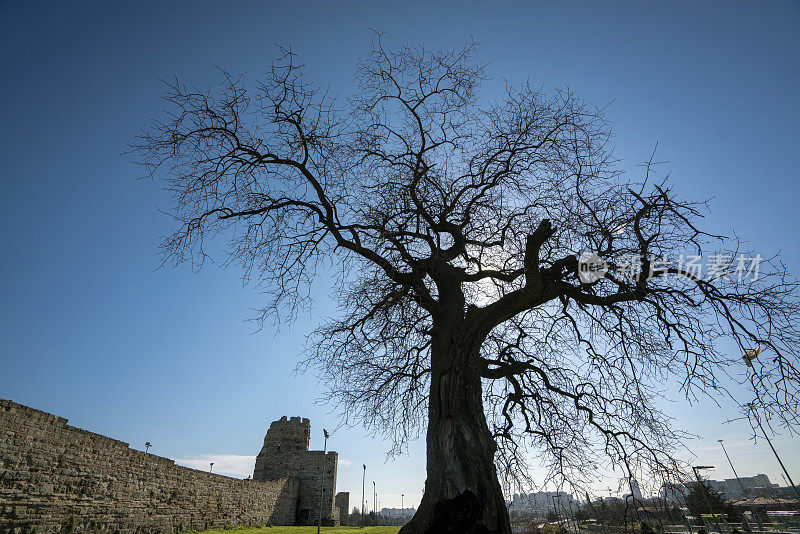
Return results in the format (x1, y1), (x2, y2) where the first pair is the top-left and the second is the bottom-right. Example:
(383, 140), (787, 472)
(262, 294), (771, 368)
(195, 527), (401, 534)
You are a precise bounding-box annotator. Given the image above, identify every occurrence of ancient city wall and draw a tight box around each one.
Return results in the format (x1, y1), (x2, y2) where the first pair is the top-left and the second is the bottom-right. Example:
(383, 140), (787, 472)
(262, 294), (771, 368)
(252, 416), (338, 526)
(0, 399), (298, 534)
(334, 492), (349, 526)
(291, 450), (338, 525)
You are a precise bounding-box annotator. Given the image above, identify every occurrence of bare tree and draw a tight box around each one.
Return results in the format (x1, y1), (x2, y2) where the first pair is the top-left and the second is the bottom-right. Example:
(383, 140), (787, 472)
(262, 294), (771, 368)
(133, 37), (800, 534)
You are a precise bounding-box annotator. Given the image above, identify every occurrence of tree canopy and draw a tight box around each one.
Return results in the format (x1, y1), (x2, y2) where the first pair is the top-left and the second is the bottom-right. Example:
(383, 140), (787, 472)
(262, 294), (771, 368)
(134, 36), (800, 533)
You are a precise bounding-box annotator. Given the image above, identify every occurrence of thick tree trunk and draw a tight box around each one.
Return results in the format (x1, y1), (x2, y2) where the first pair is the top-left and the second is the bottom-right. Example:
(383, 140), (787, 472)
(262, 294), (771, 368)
(400, 317), (511, 534)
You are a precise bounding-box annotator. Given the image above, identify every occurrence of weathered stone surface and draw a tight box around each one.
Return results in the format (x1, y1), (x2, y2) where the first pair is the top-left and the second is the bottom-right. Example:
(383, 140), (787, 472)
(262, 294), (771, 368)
(0, 399), (301, 534)
(335, 492), (349, 526)
(252, 417), (339, 526)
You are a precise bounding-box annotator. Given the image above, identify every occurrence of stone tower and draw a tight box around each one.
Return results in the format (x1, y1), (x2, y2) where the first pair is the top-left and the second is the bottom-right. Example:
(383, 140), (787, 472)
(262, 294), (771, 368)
(253, 416), (311, 480)
(253, 416), (339, 526)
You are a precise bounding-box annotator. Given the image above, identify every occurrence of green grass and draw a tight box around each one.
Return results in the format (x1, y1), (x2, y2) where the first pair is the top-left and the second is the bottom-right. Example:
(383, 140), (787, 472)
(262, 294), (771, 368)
(195, 527), (401, 534)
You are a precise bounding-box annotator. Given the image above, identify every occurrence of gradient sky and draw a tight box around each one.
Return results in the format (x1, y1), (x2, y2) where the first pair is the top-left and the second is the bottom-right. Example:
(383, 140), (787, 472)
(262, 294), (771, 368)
(1, 1), (799, 510)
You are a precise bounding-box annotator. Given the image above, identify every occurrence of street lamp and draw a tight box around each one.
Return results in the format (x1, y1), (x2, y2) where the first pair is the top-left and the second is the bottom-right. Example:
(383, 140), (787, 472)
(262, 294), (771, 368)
(718, 439), (765, 532)
(361, 464), (366, 527)
(373, 481), (377, 525)
(209, 462), (214, 473)
(745, 404), (800, 502)
(717, 441), (745, 493)
(317, 428), (329, 534)
(740, 344), (800, 503)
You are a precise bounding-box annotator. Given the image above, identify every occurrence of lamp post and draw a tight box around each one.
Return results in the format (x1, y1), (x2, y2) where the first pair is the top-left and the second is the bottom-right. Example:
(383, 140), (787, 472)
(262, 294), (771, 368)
(373, 481), (377, 525)
(748, 408), (800, 502)
(361, 464), (366, 526)
(317, 429), (329, 534)
(209, 462), (214, 473)
(718, 439), (764, 532)
(741, 345), (800, 503)
(717, 440), (745, 495)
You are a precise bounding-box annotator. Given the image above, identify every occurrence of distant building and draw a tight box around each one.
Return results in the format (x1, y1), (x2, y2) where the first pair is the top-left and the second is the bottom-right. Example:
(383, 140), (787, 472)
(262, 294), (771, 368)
(722, 474), (778, 497)
(512, 491), (574, 514)
(380, 507), (416, 519)
(659, 474), (779, 502)
(659, 482), (689, 503)
(706, 479), (730, 495)
(629, 479), (643, 500)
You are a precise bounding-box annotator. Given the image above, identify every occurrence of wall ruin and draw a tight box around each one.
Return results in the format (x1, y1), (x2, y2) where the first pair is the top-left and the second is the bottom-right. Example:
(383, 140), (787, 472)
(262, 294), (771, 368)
(0, 399), (300, 534)
(252, 417), (339, 526)
(334, 492), (349, 526)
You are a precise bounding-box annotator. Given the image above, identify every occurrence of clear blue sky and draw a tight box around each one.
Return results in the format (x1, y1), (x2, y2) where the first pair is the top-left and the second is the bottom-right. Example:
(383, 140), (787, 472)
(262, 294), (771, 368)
(1, 1), (799, 508)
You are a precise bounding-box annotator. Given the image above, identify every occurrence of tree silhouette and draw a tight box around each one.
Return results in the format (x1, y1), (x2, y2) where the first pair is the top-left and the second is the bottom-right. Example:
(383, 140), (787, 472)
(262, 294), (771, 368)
(133, 36), (800, 533)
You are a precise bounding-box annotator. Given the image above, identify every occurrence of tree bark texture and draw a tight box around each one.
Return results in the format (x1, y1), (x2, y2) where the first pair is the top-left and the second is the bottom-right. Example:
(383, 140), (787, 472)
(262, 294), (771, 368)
(401, 309), (511, 534)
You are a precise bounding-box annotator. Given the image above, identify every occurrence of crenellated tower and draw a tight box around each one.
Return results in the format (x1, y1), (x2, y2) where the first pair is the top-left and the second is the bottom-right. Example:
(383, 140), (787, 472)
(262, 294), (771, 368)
(253, 416), (339, 526)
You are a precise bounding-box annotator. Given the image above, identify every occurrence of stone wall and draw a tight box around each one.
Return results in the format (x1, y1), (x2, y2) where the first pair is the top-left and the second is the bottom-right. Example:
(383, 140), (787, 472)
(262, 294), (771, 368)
(334, 492), (349, 526)
(0, 399), (298, 534)
(252, 417), (338, 526)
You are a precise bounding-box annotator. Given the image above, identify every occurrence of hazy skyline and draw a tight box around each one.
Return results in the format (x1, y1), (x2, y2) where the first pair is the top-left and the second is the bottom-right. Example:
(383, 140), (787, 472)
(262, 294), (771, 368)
(1, 1), (799, 508)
